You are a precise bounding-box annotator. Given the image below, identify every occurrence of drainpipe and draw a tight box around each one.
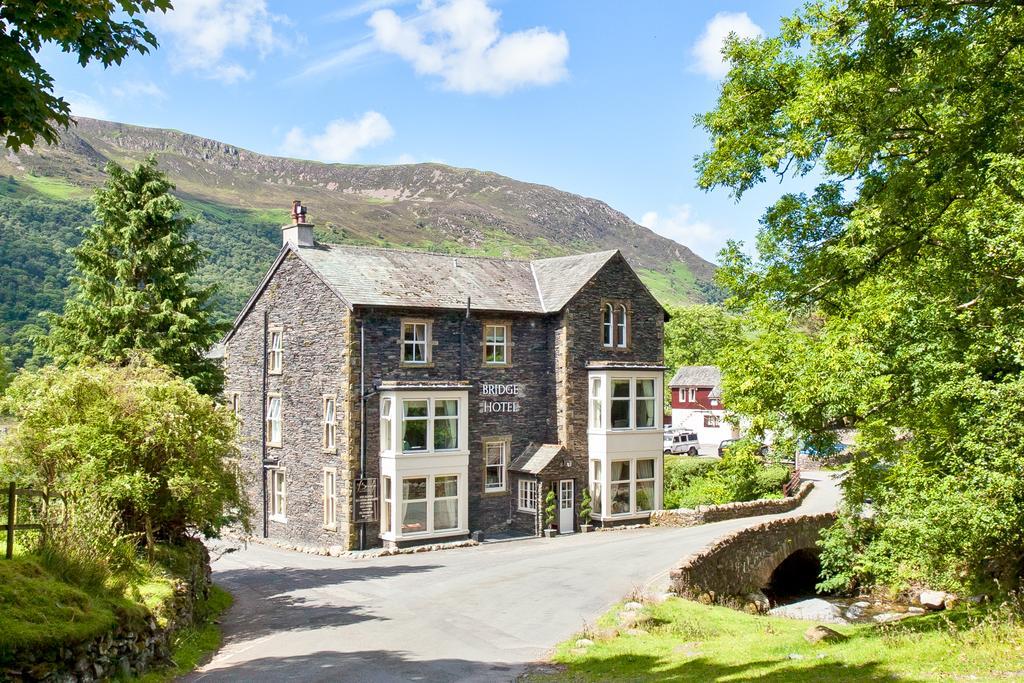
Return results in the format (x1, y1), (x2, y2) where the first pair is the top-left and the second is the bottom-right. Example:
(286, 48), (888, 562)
(459, 296), (470, 380)
(359, 320), (366, 551)
(261, 310), (269, 538)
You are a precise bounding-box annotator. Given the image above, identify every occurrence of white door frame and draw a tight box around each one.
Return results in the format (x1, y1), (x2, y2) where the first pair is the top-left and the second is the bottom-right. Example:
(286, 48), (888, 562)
(558, 479), (574, 534)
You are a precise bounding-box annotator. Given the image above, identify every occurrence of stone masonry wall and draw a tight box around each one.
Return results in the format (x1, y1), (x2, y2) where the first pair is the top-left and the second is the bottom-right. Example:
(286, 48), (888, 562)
(650, 481), (814, 527)
(355, 307), (558, 542)
(558, 254), (666, 523)
(669, 512), (837, 603)
(1, 540), (211, 681)
(223, 251), (353, 548)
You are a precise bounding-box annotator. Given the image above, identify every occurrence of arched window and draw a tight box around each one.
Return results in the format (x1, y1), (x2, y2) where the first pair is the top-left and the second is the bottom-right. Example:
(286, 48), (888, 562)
(602, 304), (614, 347)
(616, 304), (628, 348)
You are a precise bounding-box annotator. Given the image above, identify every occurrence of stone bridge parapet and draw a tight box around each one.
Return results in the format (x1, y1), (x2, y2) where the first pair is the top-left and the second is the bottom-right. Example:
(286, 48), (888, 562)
(669, 512), (837, 605)
(650, 481), (814, 528)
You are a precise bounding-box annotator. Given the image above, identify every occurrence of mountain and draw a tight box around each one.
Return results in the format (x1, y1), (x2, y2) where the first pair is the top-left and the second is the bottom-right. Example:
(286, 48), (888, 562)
(0, 117), (719, 368)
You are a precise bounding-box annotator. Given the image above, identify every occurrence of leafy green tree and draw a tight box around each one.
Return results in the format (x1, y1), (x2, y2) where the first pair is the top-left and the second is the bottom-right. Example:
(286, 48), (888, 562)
(0, 358), (249, 556)
(663, 304), (741, 403)
(0, 347), (11, 396)
(43, 157), (224, 394)
(699, 1), (1024, 593)
(0, 0), (170, 150)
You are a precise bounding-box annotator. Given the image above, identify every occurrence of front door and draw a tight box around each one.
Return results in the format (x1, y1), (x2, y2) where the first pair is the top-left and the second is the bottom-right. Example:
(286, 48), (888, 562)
(559, 479), (574, 533)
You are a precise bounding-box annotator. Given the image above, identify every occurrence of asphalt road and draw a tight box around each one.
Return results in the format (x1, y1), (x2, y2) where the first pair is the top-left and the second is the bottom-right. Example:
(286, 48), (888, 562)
(187, 473), (839, 682)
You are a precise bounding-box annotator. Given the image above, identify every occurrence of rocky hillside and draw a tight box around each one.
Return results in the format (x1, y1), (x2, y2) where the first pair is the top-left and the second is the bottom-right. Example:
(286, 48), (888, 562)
(0, 117), (718, 367)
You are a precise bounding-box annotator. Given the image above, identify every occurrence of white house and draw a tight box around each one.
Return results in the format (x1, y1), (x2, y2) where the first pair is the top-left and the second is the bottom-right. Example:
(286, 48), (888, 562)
(668, 365), (737, 449)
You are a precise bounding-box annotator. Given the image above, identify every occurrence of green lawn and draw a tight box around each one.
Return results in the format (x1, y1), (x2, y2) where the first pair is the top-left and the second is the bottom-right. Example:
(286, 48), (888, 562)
(538, 597), (1024, 682)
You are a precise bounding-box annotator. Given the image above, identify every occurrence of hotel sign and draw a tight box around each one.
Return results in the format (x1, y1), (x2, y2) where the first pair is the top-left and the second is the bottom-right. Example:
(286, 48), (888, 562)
(353, 478), (378, 523)
(479, 382), (522, 413)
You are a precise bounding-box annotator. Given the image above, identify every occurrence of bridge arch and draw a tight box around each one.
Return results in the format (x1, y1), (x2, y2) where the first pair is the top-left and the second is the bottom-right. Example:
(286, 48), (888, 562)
(669, 513), (836, 607)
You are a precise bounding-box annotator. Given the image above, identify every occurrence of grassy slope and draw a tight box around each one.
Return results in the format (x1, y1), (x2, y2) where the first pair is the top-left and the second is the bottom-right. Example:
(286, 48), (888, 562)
(136, 585), (233, 683)
(542, 598), (1024, 682)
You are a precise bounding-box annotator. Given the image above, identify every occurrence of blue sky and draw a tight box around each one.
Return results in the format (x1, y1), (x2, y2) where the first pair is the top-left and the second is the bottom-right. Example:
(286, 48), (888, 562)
(41, 0), (804, 263)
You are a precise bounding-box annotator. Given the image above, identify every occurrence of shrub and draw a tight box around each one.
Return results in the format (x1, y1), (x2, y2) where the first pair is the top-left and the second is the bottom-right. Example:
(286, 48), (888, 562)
(579, 488), (592, 525)
(544, 489), (557, 529)
(0, 358), (250, 556)
(663, 443), (790, 509)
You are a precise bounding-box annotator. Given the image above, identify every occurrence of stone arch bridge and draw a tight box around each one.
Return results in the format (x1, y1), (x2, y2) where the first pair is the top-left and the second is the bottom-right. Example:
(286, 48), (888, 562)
(669, 512), (838, 607)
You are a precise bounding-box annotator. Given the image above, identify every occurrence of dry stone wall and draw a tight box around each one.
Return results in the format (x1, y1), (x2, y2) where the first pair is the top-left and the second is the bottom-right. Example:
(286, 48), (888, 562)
(2, 540), (211, 682)
(650, 481), (814, 528)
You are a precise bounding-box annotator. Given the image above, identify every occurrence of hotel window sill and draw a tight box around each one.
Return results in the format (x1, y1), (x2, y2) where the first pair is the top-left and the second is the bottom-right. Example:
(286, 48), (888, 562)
(400, 361), (434, 369)
(267, 442), (282, 448)
(322, 447), (337, 454)
(269, 515), (287, 524)
(395, 449), (471, 458)
(483, 362), (512, 369)
(483, 488), (507, 496)
(323, 524), (338, 532)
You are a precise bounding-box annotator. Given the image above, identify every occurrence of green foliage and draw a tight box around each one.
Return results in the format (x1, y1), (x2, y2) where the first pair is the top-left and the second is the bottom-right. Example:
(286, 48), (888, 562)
(0, 0), (170, 151)
(697, 0), (1024, 593)
(663, 304), (741, 405)
(544, 488), (557, 529)
(663, 450), (788, 509)
(136, 585), (233, 683)
(579, 487), (592, 525)
(42, 158), (225, 394)
(0, 347), (10, 396)
(0, 359), (250, 551)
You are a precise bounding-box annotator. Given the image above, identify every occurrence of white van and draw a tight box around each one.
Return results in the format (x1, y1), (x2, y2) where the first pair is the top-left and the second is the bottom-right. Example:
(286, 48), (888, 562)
(665, 430), (701, 456)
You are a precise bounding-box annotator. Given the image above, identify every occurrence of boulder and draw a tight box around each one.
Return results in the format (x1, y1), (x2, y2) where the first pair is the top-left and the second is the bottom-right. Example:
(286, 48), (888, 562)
(805, 625), (848, 644)
(623, 601), (644, 611)
(873, 612), (910, 624)
(743, 591), (771, 614)
(768, 598), (848, 624)
(574, 638), (594, 648)
(906, 606), (925, 614)
(917, 590), (947, 610)
(618, 610), (641, 627)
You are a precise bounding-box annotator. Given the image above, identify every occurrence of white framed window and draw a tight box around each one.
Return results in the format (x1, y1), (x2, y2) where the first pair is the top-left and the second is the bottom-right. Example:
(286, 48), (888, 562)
(484, 440), (507, 492)
(636, 459), (655, 512)
(230, 392), (241, 419)
(610, 460), (631, 515)
(266, 393), (281, 446)
(402, 321), (430, 365)
(518, 479), (538, 512)
(704, 414), (721, 428)
(433, 475), (459, 531)
(602, 304), (614, 347)
(399, 474), (461, 535)
(591, 460), (603, 516)
(268, 328), (283, 374)
(607, 378), (659, 431)
(688, 387), (697, 402)
(400, 397), (461, 453)
(484, 323), (509, 365)
(323, 395), (337, 449)
(380, 397), (393, 452)
(589, 377), (604, 429)
(402, 477), (428, 534)
(323, 468), (337, 528)
(616, 304), (628, 348)
(610, 379), (632, 429)
(270, 468), (286, 521)
(381, 476), (392, 534)
(635, 379), (656, 429)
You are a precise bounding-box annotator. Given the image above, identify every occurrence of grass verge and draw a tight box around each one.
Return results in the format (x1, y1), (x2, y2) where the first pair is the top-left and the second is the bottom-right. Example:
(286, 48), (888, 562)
(536, 596), (1024, 682)
(135, 585), (233, 682)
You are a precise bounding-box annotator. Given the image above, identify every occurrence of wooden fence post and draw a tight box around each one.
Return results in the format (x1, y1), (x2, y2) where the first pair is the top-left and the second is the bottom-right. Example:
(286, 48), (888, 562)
(5, 482), (15, 560)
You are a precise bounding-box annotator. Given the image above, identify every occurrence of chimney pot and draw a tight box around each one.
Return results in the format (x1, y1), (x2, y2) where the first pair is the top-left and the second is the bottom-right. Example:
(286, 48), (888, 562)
(283, 200), (315, 247)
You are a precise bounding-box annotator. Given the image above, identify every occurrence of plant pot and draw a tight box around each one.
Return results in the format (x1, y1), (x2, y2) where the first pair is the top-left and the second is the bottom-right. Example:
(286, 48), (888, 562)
(580, 524), (593, 533)
(544, 528), (558, 538)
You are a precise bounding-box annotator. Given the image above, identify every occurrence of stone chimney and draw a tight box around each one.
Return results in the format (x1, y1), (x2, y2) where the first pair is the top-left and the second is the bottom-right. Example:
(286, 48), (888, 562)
(282, 199), (314, 247)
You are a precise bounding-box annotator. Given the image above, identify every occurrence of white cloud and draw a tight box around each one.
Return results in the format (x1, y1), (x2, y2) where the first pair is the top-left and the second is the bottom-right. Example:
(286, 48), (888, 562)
(690, 11), (763, 80)
(327, 0), (409, 22)
(65, 91), (109, 119)
(639, 205), (725, 260)
(368, 0), (569, 95)
(109, 80), (167, 100)
(282, 111), (395, 162)
(152, 0), (283, 83)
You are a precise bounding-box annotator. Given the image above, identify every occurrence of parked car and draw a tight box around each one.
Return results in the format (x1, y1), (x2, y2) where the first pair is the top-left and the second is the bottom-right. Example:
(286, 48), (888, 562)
(718, 438), (769, 458)
(665, 430), (701, 456)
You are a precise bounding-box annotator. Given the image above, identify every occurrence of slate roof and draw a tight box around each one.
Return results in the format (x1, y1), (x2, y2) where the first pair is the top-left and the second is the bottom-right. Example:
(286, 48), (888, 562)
(295, 243), (619, 314)
(510, 443), (565, 474)
(668, 365), (723, 398)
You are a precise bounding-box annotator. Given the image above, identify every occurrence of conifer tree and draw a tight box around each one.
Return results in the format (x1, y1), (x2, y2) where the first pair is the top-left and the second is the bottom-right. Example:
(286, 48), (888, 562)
(44, 156), (223, 394)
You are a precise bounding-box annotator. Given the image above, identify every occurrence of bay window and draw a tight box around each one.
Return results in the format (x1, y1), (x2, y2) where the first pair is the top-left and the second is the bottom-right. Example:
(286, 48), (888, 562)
(401, 477), (428, 533)
(591, 460), (603, 516)
(396, 473), (462, 536)
(610, 460), (631, 514)
(636, 459), (655, 512)
(590, 377), (604, 429)
(635, 379), (656, 429)
(610, 379), (631, 429)
(380, 397), (393, 451)
(595, 377), (660, 432)
(433, 476), (459, 531)
(395, 397), (462, 454)
(381, 476), (392, 533)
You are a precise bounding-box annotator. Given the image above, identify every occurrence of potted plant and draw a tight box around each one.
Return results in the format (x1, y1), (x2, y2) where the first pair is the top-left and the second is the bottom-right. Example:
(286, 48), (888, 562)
(580, 487), (593, 533)
(544, 488), (558, 538)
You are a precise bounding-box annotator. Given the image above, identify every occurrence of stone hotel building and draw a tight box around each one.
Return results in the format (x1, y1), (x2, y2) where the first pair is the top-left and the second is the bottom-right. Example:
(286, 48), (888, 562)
(222, 203), (667, 549)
